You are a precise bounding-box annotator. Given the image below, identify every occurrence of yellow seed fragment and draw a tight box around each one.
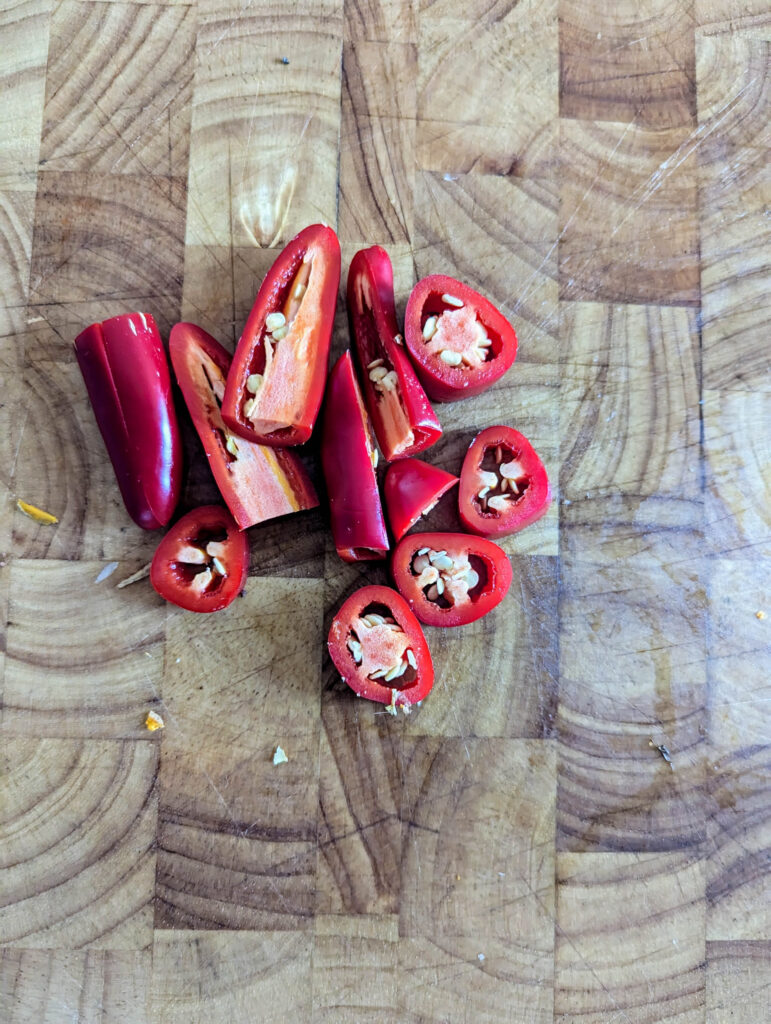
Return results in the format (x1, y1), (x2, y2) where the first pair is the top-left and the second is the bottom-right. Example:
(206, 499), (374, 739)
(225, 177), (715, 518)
(246, 373), (264, 394)
(271, 325), (288, 341)
(757, 610), (766, 620)
(16, 500), (58, 525)
(225, 435), (239, 457)
(265, 312), (286, 332)
(244, 398), (256, 418)
(145, 710), (165, 732)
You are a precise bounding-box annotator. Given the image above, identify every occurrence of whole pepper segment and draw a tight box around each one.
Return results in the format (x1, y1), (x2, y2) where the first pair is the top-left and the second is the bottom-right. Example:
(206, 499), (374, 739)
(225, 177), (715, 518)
(169, 323), (319, 530)
(459, 426), (550, 538)
(222, 223), (341, 447)
(383, 458), (458, 541)
(150, 505), (249, 613)
(328, 584), (434, 707)
(348, 246), (442, 461)
(321, 350), (389, 562)
(74, 312), (182, 530)
(392, 532), (513, 627)
(404, 275), (517, 402)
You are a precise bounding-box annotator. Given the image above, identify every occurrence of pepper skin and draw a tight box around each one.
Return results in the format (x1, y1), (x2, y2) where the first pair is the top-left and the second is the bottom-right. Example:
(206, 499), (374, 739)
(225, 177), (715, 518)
(74, 312), (182, 529)
(383, 458), (458, 541)
(321, 350), (389, 562)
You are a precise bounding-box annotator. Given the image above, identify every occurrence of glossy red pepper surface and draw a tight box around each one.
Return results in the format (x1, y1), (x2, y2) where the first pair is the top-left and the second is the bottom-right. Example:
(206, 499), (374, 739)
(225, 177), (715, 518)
(383, 458), (458, 541)
(321, 351), (389, 562)
(222, 224), (341, 447)
(150, 505), (249, 613)
(169, 323), (319, 530)
(404, 275), (517, 402)
(348, 246), (441, 461)
(74, 312), (182, 530)
(391, 531), (512, 627)
(459, 425), (550, 538)
(328, 585), (434, 707)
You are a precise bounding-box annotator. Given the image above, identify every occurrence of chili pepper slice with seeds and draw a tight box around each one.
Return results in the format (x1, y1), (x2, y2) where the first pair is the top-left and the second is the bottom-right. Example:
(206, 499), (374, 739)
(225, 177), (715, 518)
(222, 223), (341, 447)
(74, 312), (182, 530)
(348, 246), (442, 461)
(150, 505), (249, 612)
(459, 425), (550, 538)
(169, 323), (319, 530)
(383, 458), (458, 542)
(321, 350), (389, 562)
(404, 275), (517, 402)
(328, 584), (434, 707)
(391, 531), (512, 628)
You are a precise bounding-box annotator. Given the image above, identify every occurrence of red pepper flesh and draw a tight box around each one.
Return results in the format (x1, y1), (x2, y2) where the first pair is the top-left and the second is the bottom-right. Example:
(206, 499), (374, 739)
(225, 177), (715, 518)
(404, 275), (517, 402)
(150, 505), (249, 613)
(391, 531), (512, 627)
(348, 246), (442, 461)
(383, 458), (458, 542)
(222, 223), (341, 447)
(459, 425), (550, 538)
(328, 584), (434, 706)
(321, 351), (389, 562)
(74, 312), (182, 530)
(169, 322), (319, 530)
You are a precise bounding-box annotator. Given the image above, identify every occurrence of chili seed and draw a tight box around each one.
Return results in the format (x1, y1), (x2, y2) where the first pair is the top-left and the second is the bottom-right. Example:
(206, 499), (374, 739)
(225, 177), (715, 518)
(495, 445), (503, 464)
(176, 545), (207, 564)
(244, 398), (256, 417)
(442, 293), (464, 307)
(347, 638), (363, 663)
(462, 353), (478, 366)
(487, 495), (510, 512)
(466, 568), (480, 589)
(211, 556), (227, 576)
(406, 648), (417, 669)
(367, 358), (384, 370)
(271, 324), (288, 341)
(370, 666), (389, 679)
(246, 373), (264, 394)
(382, 371), (399, 390)
(435, 577), (445, 595)
(439, 349), (462, 366)
(422, 316), (438, 340)
(418, 565), (440, 587)
(500, 459), (525, 479)
(369, 366), (388, 382)
(225, 435), (239, 457)
(293, 282), (306, 300)
(432, 553), (453, 571)
(426, 584), (439, 601)
(394, 333), (404, 346)
(477, 487), (490, 500)
(412, 554), (430, 573)
(385, 659), (408, 682)
(362, 613), (386, 627)
(428, 549), (447, 563)
(265, 312), (286, 332)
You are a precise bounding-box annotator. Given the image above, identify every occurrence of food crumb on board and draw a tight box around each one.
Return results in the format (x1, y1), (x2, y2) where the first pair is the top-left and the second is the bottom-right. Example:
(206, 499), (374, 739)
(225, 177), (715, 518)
(145, 710), (165, 731)
(477, 953), (485, 962)
(117, 562), (152, 589)
(649, 738), (674, 770)
(280, 56), (290, 65)
(273, 745), (288, 765)
(756, 610), (766, 620)
(16, 500), (58, 525)
(95, 561), (119, 583)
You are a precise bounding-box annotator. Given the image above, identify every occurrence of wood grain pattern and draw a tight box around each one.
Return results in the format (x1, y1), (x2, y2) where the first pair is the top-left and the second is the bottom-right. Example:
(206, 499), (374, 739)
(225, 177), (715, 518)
(706, 940), (771, 1023)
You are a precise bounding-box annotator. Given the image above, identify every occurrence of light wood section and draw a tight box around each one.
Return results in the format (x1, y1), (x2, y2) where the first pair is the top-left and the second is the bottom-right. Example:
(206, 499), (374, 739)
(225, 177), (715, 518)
(312, 914), (399, 1022)
(706, 941), (771, 1023)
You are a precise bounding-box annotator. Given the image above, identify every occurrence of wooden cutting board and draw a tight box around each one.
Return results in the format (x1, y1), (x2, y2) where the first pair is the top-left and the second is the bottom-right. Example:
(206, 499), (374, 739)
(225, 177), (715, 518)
(1, 1), (769, 1021)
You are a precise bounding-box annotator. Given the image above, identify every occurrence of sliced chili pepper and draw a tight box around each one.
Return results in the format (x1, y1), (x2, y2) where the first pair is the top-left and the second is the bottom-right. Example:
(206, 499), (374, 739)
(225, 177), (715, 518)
(459, 425), (550, 538)
(74, 312), (182, 530)
(222, 223), (341, 447)
(383, 458), (458, 542)
(321, 350), (389, 562)
(348, 246), (442, 461)
(404, 275), (517, 402)
(328, 584), (434, 707)
(391, 531), (512, 628)
(169, 322), (319, 530)
(150, 505), (249, 613)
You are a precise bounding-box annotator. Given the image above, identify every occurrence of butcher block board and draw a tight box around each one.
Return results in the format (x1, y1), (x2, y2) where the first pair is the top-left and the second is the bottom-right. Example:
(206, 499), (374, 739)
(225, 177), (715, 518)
(1, 0), (769, 1021)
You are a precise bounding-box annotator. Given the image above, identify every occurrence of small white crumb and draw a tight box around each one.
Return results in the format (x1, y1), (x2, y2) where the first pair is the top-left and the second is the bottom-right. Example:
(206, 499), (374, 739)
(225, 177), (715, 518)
(272, 745), (288, 765)
(95, 561), (119, 583)
(477, 953), (485, 962)
(175, 657), (181, 663)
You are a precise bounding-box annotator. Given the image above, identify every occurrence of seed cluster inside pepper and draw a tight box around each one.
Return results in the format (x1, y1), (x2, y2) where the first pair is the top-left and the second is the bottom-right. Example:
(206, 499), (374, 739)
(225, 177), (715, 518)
(421, 293), (494, 368)
(346, 606), (418, 686)
(474, 443), (531, 514)
(172, 529), (230, 594)
(410, 546), (482, 608)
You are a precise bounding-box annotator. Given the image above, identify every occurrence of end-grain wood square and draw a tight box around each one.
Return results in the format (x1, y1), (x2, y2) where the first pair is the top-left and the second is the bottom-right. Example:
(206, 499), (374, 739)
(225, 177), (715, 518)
(400, 738), (556, 942)
(312, 914), (399, 1022)
(29, 172), (186, 306)
(0, 0), (49, 187)
(695, 0), (770, 35)
(557, 560), (707, 851)
(0, 739), (157, 948)
(0, 949), (150, 1024)
(417, 5), (558, 178)
(39, 1), (195, 176)
(555, 852), (706, 1023)
(558, 121), (700, 305)
(151, 931), (312, 1023)
(2, 561), (165, 736)
(344, 0), (416, 43)
(0, 190), (35, 339)
(706, 940), (771, 1021)
(560, 0), (697, 128)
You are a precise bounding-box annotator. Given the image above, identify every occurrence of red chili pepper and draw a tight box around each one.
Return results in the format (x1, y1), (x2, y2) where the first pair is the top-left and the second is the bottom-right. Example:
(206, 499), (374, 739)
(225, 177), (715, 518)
(150, 505), (249, 613)
(169, 322), (319, 530)
(347, 246), (442, 461)
(328, 584), (434, 707)
(404, 275), (517, 402)
(459, 425), (550, 538)
(222, 223), (341, 447)
(321, 351), (389, 561)
(383, 458), (458, 542)
(391, 531), (512, 627)
(74, 312), (182, 530)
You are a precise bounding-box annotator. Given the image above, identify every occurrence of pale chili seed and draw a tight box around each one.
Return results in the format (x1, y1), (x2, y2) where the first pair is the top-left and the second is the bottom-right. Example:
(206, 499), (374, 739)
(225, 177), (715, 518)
(265, 312), (286, 332)
(442, 293), (464, 307)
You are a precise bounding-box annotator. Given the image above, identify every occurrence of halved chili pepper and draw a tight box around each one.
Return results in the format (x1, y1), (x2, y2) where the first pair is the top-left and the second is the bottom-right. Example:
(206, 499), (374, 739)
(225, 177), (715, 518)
(222, 223), (341, 447)
(459, 425), (550, 538)
(169, 322), (319, 530)
(150, 505), (249, 613)
(383, 458), (458, 542)
(328, 584), (434, 708)
(348, 246), (442, 461)
(391, 531), (512, 627)
(404, 275), (517, 402)
(74, 312), (182, 530)
(321, 350), (389, 562)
